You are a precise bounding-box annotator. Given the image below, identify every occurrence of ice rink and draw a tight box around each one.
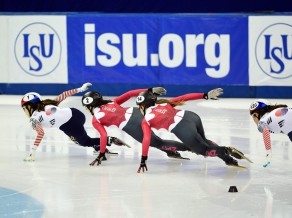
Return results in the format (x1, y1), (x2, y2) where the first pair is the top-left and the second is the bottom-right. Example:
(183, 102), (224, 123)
(1, 95), (292, 218)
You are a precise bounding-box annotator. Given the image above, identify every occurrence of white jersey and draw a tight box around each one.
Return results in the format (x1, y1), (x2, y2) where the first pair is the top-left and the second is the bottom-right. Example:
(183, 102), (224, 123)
(29, 105), (72, 129)
(258, 107), (292, 134)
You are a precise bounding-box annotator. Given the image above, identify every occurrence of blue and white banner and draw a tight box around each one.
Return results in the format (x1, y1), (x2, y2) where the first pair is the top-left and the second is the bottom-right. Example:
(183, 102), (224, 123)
(249, 16), (292, 86)
(0, 15), (68, 84)
(1, 13), (292, 97)
(67, 14), (248, 86)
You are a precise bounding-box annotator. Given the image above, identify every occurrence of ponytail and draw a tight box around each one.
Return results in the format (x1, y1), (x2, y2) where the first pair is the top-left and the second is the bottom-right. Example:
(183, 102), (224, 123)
(156, 99), (185, 107)
(257, 104), (288, 119)
(36, 99), (59, 111)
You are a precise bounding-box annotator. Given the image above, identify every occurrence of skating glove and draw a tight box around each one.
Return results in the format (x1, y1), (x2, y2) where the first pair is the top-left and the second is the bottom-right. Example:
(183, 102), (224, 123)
(204, 88), (223, 100)
(89, 152), (107, 166)
(150, 87), (167, 96)
(137, 156), (148, 173)
(24, 149), (36, 162)
(78, 82), (92, 92)
(263, 153), (272, 168)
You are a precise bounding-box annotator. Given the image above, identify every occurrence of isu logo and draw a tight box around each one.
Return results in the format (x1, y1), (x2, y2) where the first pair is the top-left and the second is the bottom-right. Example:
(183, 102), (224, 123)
(255, 23), (292, 79)
(14, 22), (62, 76)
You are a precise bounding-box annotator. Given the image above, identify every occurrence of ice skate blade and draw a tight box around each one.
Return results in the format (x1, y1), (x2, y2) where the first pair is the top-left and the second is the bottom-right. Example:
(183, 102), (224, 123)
(227, 165), (247, 170)
(168, 156), (190, 160)
(93, 151), (119, 156)
(229, 147), (253, 163)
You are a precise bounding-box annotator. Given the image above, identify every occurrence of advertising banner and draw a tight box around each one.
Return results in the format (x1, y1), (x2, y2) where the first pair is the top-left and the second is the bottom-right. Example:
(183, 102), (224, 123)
(2, 13), (291, 97)
(0, 15), (68, 84)
(67, 14), (248, 86)
(249, 16), (292, 86)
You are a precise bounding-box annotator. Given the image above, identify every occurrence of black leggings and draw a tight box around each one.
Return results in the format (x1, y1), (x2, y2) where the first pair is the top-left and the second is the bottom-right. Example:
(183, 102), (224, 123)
(59, 108), (101, 149)
(171, 111), (228, 160)
(288, 132), (292, 141)
(122, 108), (189, 152)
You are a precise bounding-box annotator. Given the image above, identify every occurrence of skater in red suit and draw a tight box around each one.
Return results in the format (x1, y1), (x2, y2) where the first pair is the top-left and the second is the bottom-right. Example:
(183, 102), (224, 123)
(136, 89), (252, 173)
(82, 87), (197, 166)
(82, 87), (230, 166)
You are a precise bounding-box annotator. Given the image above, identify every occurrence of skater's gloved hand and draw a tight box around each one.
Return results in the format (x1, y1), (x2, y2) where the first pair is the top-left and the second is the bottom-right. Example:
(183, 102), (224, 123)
(151, 87), (166, 96)
(108, 136), (131, 148)
(24, 150), (36, 162)
(263, 153), (272, 168)
(137, 156), (148, 173)
(78, 82), (92, 92)
(89, 152), (106, 166)
(205, 88), (223, 100)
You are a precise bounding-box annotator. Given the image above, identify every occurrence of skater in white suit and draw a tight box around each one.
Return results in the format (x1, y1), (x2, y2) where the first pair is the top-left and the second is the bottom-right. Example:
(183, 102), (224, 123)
(21, 83), (126, 161)
(249, 99), (292, 167)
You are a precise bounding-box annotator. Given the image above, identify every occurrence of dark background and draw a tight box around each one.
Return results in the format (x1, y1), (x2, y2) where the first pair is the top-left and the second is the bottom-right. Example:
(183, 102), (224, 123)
(0, 0), (291, 13)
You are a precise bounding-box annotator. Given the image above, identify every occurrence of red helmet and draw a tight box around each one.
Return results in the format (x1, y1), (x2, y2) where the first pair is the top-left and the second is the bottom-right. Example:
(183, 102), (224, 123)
(21, 92), (41, 106)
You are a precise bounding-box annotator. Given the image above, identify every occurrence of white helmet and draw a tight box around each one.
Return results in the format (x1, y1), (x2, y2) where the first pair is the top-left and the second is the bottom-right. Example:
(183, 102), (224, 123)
(249, 99), (270, 115)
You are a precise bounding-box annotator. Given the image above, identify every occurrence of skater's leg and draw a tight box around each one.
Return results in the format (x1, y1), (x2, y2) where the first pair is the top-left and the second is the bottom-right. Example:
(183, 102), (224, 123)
(288, 131), (292, 141)
(187, 111), (250, 162)
(123, 108), (189, 158)
(59, 108), (102, 150)
(172, 111), (238, 165)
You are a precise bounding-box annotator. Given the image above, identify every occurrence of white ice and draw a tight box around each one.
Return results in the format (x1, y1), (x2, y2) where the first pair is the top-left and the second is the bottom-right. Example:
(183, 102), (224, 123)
(0, 95), (292, 218)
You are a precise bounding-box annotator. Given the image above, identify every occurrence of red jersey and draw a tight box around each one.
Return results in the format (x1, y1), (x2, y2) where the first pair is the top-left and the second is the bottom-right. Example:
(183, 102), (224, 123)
(92, 89), (147, 153)
(141, 93), (204, 156)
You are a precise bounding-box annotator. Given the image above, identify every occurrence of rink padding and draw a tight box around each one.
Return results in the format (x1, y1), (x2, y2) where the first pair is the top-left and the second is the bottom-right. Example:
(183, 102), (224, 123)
(0, 83), (291, 99)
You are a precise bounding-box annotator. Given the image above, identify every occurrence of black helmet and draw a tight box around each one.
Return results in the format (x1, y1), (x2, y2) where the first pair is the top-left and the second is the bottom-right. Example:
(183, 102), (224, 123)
(136, 91), (157, 108)
(82, 91), (103, 108)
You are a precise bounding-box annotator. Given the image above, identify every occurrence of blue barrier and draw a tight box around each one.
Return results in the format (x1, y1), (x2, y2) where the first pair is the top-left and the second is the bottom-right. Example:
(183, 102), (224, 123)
(1, 83), (292, 99)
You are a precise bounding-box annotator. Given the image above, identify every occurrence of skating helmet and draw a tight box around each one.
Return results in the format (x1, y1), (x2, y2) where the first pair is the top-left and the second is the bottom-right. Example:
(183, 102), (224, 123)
(249, 99), (270, 115)
(136, 91), (157, 108)
(21, 92), (41, 107)
(82, 91), (103, 108)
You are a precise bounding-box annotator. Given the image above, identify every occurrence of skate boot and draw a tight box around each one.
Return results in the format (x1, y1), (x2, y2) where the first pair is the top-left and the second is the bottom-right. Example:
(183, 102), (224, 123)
(109, 137), (131, 148)
(166, 151), (190, 160)
(224, 156), (238, 166)
(224, 156), (247, 169)
(227, 147), (253, 163)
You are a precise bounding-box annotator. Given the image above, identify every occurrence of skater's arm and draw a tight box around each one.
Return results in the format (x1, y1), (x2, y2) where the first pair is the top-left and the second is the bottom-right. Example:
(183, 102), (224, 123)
(30, 118), (45, 149)
(24, 120), (44, 161)
(92, 116), (108, 153)
(141, 119), (151, 157)
(170, 93), (204, 102)
(54, 83), (92, 104)
(54, 89), (78, 104)
(258, 121), (272, 166)
(262, 127), (272, 166)
(170, 88), (223, 102)
(33, 124), (45, 148)
(137, 119), (151, 173)
(114, 89), (147, 105)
